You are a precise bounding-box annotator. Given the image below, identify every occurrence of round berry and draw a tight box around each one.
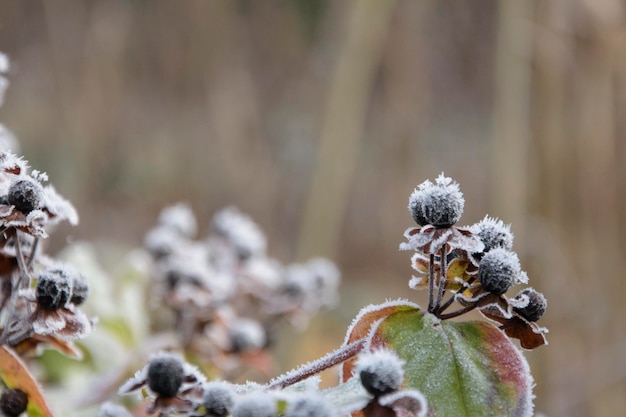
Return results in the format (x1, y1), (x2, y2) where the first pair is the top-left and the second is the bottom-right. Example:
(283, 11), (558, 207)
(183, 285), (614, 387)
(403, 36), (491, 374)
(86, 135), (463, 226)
(0, 388), (28, 417)
(408, 174), (464, 228)
(147, 355), (184, 398)
(513, 288), (547, 322)
(202, 382), (235, 417)
(470, 215), (514, 253)
(356, 349), (404, 397)
(36, 269), (72, 310)
(8, 178), (43, 215)
(478, 248), (523, 295)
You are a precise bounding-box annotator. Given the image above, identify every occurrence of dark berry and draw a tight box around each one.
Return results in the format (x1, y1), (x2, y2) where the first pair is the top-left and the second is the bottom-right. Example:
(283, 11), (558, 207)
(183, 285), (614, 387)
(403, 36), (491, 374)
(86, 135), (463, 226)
(356, 350), (404, 397)
(478, 248), (522, 296)
(147, 355), (184, 398)
(408, 174), (464, 228)
(36, 269), (72, 310)
(202, 382), (235, 417)
(513, 288), (547, 322)
(0, 388), (28, 417)
(471, 215), (514, 253)
(8, 178), (43, 215)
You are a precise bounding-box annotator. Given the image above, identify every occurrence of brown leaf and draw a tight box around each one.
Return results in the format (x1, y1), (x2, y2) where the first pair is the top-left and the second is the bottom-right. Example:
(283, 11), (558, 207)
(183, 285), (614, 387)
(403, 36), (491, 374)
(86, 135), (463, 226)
(0, 345), (56, 417)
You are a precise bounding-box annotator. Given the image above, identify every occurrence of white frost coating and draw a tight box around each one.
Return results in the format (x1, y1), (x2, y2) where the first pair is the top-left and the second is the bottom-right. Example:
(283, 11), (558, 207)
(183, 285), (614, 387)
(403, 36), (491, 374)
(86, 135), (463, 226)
(42, 184), (79, 226)
(203, 381), (236, 416)
(343, 299), (421, 347)
(408, 276), (424, 290)
(229, 318), (266, 351)
(232, 393), (277, 417)
(355, 348), (405, 393)
(379, 389), (428, 417)
(284, 393), (333, 417)
(470, 215), (514, 252)
(408, 173), (465, 226)
(480, 247), (528, 285)
(158, 203), (197, 237)
(211, 206), (267, 258)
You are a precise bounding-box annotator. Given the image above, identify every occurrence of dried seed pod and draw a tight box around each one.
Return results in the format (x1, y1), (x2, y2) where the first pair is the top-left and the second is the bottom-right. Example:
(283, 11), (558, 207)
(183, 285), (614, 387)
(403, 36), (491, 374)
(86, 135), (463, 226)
(202, 382), (235, 417)
(232, 393), (276, 417)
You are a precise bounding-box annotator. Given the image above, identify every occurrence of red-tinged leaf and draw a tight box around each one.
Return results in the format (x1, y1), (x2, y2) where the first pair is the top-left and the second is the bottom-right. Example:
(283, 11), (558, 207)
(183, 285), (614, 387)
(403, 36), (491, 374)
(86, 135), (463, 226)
(0, 345), (56, 417)
(342, 301), (534, 417)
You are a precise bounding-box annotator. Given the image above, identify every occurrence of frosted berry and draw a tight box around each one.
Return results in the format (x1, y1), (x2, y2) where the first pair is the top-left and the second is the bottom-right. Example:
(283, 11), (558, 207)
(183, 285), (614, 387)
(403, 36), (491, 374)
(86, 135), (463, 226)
(478, 248), (526, 295)
(36, 269), (72, 310)
(356, 349), (405, 397)
(147, 355), (184, 398)
(8, 178), (43, 215)
(513, 288), (547, 322)
(202, 382), (235, 417)
(0, 388), (28, 417)
(408, 174), (464, 228)
(470, 215), (514, 253)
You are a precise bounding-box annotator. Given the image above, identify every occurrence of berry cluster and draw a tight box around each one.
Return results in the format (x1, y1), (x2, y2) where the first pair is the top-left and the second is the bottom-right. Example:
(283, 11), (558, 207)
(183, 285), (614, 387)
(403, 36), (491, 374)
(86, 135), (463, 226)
(143, 204), (340, 375)
(112, 348), (426, 417)
(400, 174), (548, 349)
(0, 52), (93, 417)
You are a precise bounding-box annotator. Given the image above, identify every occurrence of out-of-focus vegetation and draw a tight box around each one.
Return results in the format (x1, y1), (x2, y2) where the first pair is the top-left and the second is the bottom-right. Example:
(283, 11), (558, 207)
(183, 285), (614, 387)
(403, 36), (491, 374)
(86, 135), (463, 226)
(1, 1), (625, 416)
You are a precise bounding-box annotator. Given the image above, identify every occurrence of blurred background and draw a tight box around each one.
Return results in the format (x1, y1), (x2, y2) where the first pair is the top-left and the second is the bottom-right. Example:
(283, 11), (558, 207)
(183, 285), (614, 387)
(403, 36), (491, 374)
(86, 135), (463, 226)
(1, 1), (625, 416)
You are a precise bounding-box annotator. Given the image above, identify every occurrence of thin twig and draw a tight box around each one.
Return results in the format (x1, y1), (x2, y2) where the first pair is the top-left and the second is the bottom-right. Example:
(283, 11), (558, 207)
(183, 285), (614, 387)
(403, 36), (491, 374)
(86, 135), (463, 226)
(433, 244), (448, 313)
(268, 338), (366, 390)
(438, 304), (477, 320)
(27, 237), (40, 268)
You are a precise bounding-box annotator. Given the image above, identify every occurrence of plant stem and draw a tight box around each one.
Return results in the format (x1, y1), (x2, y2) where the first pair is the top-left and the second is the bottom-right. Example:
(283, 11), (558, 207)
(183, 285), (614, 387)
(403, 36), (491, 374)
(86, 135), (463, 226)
(427, 253), (435, 313)
(433, 244), (448, 313)
(267, 338), (366, 390)
(439, 304), (477, 320)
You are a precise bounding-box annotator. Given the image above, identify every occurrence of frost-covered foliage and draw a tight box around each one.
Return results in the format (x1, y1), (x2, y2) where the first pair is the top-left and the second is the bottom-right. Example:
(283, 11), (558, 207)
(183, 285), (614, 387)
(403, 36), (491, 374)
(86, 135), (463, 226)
(401, 174), (548, 349)
(142, 203), (341, 376)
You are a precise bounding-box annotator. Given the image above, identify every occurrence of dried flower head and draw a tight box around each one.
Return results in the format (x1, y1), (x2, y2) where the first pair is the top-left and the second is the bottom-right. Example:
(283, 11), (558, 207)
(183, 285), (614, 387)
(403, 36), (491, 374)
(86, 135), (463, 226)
(36, 268), (73, 310)
(408, 174), (464, 228)
(202, 381), (235, 417)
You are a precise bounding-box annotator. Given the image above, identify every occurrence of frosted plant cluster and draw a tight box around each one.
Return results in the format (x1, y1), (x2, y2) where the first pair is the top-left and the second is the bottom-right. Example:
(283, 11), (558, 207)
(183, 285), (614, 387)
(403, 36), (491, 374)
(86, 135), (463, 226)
(401, 173), (549, 349)
(143, 204), (341, 375)
(0, 54), (92, 417)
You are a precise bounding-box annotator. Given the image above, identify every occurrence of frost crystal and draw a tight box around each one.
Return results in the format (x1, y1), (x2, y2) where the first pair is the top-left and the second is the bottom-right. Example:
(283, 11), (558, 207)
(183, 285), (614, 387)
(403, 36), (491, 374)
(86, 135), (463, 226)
(232, 393), (277, 417)
(408, 173), (464, 227)
(470, 215), (514, 252)
(355, 349), (405, 397)
(478, 248), (527, 295)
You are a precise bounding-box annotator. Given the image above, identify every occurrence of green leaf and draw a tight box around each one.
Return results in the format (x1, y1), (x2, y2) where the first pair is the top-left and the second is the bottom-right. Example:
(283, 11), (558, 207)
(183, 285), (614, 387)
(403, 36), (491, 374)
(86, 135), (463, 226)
(342, 301), (533, 417)
(0, 346), (56, 417)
